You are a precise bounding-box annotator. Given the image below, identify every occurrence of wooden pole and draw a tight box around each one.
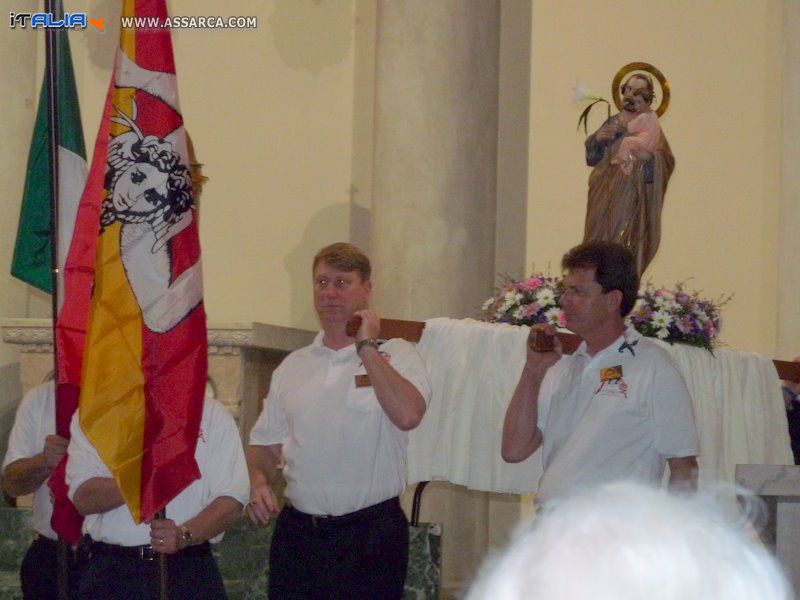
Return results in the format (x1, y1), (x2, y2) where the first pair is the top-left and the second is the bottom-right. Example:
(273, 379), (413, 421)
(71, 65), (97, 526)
(43, 1), (72, 597)
(157, 508), (168, 599)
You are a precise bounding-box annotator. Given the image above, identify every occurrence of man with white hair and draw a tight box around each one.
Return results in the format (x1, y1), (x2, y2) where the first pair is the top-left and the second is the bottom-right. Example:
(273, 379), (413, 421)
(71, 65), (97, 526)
(467, 481), (791, 600)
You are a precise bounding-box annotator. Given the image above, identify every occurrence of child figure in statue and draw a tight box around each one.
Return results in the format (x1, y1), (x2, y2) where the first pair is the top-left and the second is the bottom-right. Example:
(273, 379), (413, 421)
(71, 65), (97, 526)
(612, 92), (662, 176)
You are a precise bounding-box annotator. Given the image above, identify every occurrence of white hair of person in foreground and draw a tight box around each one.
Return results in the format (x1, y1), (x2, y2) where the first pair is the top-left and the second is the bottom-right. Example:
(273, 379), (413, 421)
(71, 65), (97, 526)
(467, 481), (791, 600)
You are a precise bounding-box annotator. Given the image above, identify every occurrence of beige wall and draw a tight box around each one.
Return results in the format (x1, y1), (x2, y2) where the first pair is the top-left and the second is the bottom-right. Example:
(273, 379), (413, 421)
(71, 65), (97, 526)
(529, 0), (782, 355)
(1, 0), (792, 358)
(0, 16), (37, 369)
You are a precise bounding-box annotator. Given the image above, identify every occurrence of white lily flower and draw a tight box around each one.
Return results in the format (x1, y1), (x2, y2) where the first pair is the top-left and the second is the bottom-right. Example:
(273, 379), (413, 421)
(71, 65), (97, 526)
(572, 79), (603, 103)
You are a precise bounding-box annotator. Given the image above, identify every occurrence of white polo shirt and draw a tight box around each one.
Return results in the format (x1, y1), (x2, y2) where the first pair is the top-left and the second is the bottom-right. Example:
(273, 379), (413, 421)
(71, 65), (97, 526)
(66, 397), (249, 546)
(249, 333), (432, 516)
(537, 328), (699, 504)
(2, 382), (58, 539)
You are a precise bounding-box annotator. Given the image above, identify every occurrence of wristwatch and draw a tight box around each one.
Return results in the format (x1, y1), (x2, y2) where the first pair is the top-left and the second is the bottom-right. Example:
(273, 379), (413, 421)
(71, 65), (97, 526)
(356, 338), (379, 354)
(179, 524), (193, 547)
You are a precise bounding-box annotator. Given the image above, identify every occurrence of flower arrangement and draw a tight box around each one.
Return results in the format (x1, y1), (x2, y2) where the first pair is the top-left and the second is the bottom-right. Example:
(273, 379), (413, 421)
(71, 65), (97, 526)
(628, 281), (732, 351)
(482, 274), (732, 352)
(481, 274), (565, 328)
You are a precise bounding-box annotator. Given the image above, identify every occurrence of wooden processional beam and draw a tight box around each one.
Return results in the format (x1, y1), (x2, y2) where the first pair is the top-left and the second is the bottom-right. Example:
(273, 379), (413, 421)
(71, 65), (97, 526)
(381, 319), (800, 384)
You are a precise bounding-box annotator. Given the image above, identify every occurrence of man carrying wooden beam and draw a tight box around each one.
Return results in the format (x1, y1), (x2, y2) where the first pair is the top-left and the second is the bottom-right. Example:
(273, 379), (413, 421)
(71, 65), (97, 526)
(502, 241), (699, 504)
(246, 242), (432, 599)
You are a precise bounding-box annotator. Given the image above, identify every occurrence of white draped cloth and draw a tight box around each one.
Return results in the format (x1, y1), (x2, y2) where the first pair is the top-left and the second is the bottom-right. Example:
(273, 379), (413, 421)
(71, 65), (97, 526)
(408, 318), (792, 494)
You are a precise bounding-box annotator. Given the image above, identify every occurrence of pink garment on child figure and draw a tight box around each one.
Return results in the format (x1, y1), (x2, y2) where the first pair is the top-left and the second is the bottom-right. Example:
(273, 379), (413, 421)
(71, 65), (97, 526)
(613, 111), (661, 176)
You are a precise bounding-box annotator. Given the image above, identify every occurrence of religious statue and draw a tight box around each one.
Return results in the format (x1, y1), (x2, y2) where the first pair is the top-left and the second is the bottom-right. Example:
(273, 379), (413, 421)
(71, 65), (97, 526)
(581, 66), (675, 276)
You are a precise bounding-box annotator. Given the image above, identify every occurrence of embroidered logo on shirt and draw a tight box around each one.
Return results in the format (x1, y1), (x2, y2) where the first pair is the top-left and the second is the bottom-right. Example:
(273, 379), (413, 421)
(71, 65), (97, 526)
(198, 427), (206, 442)
(595, 366), (628, 398)
(600, 365), (623, 381)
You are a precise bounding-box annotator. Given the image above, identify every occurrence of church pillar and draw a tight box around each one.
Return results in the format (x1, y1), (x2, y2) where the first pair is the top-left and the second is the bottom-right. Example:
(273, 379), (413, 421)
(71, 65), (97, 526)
(370, 0), (499, 319)
(369, 2), (511, 596)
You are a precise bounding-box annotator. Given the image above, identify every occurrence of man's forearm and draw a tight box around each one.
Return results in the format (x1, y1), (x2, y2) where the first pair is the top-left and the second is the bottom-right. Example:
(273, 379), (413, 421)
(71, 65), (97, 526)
(2, 455), (51, 498)
(359, 345), (426, 431)
(73, 477), (125, 515)
(182, 496), (243, 545)
(246, 445), (282, 486)
(502, 363), (549, 463)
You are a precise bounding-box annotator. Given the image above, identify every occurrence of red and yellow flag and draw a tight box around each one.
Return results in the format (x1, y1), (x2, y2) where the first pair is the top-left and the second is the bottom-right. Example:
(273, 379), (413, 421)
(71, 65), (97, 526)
(54, 0), (206, 528)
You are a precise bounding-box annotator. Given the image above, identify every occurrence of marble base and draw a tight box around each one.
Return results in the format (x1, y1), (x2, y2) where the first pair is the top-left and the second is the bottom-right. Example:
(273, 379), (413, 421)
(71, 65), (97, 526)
(736, 463), (800, 592)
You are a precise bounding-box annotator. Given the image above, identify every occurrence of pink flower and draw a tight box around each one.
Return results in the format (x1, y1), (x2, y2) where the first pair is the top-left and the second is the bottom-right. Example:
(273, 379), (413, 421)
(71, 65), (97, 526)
(519, 276), (543, 292)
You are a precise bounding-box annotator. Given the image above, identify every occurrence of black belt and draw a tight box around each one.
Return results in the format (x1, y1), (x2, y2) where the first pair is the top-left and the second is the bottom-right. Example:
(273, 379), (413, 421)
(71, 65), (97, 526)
(285, 497), (400, 529)
(87, 539), (211, 562)
(34, 535), (60, 548)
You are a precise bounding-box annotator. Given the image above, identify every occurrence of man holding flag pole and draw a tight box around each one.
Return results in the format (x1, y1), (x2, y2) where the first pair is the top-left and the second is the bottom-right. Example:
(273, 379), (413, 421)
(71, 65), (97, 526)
(45, 0), (247, 596)
(5, 0), (86, 597)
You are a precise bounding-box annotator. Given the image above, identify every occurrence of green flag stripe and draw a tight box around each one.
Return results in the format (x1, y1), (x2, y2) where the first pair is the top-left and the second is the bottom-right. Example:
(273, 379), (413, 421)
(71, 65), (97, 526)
(11, 26), (86, 293)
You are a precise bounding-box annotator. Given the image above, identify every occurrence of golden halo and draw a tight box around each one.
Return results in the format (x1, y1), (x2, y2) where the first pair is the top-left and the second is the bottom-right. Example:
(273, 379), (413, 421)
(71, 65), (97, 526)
(612, 62), (670, 117)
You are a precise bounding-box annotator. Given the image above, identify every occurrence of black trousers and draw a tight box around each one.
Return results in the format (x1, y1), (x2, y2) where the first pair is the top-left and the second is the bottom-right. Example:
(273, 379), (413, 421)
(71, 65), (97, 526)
(21, 535), (82, 599)
(76, 541), (226, 599)
(268, 497), (409, 600)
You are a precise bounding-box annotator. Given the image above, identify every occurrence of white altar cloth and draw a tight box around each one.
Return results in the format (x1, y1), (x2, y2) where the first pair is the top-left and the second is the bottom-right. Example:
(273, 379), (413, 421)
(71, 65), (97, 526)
(408, 318), (792, 494)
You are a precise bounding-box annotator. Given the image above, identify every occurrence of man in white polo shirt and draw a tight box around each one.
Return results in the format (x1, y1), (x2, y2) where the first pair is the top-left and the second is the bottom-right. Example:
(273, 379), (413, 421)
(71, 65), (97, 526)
(2, 381), (79, 598)
(66, 396), (249, 598)
(246, 242), (431, 599)
(502, 241), (699, 504)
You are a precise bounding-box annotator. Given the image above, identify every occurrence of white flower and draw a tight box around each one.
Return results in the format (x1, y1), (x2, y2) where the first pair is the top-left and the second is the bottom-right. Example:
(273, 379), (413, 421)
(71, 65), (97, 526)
(655, 328), (669, 339)
(650, 310), (673, 330)
(544, 307), (562, 324)
(654, 297), (680, 314)
(535, 288), (555, 306)
(481, 297), (494, 311)
(512, 307), (524, 320)
(499, 291), (521, 313)
(572, 79), (603, 103)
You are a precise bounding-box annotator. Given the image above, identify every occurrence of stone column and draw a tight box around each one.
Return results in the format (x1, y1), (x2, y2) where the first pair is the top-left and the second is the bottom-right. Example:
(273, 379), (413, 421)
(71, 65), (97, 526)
(370, 0), (499, 320)
(370, 2), (510, 596)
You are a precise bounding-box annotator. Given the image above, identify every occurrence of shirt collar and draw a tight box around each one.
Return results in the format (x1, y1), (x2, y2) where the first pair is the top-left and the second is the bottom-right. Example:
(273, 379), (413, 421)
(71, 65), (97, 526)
(312, 330), (357, 359)
(572, 326), (642, 362)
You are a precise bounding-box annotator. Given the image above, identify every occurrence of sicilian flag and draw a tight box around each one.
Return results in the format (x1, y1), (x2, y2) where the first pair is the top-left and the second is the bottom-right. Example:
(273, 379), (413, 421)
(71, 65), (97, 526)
(11, 10), (86, 301)
(54, 0), (207, 530)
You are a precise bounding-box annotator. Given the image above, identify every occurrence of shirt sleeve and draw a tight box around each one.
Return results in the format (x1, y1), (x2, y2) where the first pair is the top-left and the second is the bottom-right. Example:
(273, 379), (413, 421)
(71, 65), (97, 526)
(382, 338), (432, 405)
(536, 366), (558, 430)
(651, 361), (700, 458)
(2, 383), (53, 469)
(65, 411), (113, 501)
(201, 399), (249, 507)
(248, 362), (288, 447)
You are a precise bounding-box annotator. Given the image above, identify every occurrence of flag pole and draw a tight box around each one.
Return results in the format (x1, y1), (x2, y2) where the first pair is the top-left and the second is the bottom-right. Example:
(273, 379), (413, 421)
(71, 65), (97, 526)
(44, 1), (70, 598)
(45, 7), (60, 315)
